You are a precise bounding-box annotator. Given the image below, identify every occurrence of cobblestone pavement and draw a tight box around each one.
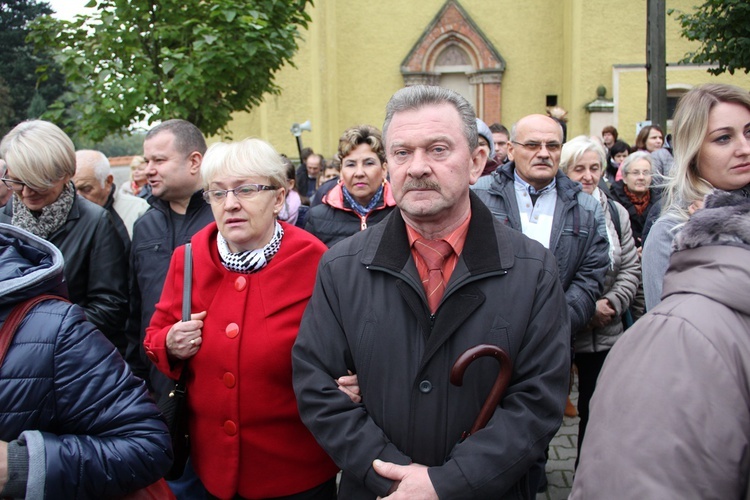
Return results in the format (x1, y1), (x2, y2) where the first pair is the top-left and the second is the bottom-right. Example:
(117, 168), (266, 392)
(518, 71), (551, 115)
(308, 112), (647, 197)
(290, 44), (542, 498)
(537, 382), (579, 500)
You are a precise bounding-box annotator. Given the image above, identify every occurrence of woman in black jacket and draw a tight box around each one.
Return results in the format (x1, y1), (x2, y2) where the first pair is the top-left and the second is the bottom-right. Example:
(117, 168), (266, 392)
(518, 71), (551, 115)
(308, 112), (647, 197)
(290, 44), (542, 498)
(0, 120), (129, 354)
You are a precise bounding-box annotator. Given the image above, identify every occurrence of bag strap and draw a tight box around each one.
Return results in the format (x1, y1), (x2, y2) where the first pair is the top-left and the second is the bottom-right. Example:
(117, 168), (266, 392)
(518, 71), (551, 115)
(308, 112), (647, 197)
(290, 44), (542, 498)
(0, 294), (69, 369)
(608, 198), (622, 239)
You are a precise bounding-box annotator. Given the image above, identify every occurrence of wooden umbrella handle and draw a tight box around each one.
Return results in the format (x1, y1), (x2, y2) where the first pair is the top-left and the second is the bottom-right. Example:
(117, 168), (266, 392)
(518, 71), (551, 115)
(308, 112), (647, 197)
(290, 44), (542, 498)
(450, 344), (512, 437)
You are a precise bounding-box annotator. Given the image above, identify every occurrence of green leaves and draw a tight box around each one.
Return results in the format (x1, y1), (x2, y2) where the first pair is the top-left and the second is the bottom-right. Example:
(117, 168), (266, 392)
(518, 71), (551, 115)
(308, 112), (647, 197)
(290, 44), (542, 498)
(28, 0), (313, 141)
(670, 0), (750, 76)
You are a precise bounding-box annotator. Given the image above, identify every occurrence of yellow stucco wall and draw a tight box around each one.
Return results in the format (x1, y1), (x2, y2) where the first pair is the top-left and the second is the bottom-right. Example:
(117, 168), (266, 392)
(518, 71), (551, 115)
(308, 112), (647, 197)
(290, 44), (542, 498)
(224, 0), (750, 158)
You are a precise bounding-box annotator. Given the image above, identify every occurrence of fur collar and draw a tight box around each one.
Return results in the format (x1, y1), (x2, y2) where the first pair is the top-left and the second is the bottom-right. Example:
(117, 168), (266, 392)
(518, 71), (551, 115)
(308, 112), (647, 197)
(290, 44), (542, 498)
(673, 190), (750, 252)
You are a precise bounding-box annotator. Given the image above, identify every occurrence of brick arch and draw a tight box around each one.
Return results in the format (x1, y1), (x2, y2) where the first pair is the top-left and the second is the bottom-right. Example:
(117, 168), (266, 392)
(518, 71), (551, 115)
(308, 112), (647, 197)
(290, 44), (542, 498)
(400, 0), (506, 123)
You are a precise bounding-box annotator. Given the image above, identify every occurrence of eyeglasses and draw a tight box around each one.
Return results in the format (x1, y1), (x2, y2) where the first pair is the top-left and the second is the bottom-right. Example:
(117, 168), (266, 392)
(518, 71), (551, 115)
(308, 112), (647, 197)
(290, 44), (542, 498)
(511, 141), (563, 153)
(1, 177), (36, 193)
(626, 170), (652, 177)
(202, 184), (278, 204)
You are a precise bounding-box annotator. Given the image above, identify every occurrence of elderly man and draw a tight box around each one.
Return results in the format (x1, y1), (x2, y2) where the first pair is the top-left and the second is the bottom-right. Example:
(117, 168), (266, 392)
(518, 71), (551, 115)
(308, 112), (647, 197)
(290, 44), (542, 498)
(74, 150), (149, 246)
(472, 114), (609, 492)
(473, 114), (608, 337)
(293, 86), (570, 499)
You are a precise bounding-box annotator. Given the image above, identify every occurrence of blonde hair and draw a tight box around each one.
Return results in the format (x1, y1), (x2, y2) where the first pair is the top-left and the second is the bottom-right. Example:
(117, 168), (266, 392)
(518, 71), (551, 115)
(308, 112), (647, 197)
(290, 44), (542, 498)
(0, 120), (76, 190)
(559, 135), (607, 174)
(130, 155), (147, 170)
(201, 138), (287, 190)
(662, 83), (750, 222)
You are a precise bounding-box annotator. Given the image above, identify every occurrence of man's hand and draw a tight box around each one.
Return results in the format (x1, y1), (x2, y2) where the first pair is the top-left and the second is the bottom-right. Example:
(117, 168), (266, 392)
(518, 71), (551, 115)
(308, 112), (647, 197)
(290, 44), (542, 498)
(590, 298), (616, 328)
(337, 370), (361, 403)
(373, 459), (437, 500)
(0, 440), (8, 491)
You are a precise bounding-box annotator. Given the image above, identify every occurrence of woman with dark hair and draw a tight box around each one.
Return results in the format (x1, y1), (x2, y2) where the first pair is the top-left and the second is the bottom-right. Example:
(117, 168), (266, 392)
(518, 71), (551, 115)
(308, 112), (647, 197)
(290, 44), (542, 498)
(278, 155), (301, 226)
(305, 125), (396, 247)
(635, 125), (664, 153)
(606, 140), (630, 183)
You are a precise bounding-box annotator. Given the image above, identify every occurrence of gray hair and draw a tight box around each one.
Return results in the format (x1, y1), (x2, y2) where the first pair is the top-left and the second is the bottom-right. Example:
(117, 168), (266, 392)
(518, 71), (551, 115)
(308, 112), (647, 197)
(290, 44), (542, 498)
(382, 85), (478, 152)
(201, 138), (288, 190)
(0, 120), (76, 190)
(75, 150), (111, 187)
(146, 119), (207, 156)
(559, 135), (607, 174)
(620, 151), (653, 177)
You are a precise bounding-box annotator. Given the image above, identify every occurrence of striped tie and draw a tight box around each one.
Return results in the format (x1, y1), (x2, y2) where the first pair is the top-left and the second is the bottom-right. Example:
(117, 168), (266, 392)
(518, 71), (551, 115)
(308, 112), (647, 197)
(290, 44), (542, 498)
(414, 238), (453, 313)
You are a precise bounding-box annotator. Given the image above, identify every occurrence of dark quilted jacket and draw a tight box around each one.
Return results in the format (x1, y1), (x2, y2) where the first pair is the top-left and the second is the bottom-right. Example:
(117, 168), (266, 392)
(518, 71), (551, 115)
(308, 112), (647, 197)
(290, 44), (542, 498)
(0, 223), (172, 499)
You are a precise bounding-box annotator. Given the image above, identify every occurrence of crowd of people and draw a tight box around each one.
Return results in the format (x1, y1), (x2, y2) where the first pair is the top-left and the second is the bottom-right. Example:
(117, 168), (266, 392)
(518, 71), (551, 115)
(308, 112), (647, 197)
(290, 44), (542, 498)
(0, 81), (748, 499)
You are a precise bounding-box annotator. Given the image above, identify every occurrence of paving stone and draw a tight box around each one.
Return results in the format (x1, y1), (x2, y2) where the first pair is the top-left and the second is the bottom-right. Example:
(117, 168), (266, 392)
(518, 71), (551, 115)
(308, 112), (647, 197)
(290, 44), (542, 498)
(536, 381), (579, 500)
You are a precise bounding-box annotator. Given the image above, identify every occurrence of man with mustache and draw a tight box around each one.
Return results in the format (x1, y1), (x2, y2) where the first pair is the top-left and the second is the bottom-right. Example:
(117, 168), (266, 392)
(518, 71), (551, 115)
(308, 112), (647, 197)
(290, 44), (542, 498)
(293, 87), (571, 499)
(473, 114), (609, 492)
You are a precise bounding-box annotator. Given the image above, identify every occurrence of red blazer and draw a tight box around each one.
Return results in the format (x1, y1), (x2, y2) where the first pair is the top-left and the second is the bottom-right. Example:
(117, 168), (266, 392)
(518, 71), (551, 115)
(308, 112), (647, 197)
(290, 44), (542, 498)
(144, 222), (337, 499)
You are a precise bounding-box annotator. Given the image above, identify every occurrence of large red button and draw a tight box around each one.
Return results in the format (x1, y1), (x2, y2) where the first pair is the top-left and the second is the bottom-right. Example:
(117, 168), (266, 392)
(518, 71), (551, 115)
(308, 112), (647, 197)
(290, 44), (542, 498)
(145, 350), (158, 363)
(223, 372), (236, 388)
(234, 276), (247, 291)
(225, 323), (239, 338)
(223, 420), (237, 436)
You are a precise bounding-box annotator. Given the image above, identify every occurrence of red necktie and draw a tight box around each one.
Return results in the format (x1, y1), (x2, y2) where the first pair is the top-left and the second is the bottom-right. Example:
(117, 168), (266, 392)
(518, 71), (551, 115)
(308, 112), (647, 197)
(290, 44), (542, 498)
(414, 238), (453, 313)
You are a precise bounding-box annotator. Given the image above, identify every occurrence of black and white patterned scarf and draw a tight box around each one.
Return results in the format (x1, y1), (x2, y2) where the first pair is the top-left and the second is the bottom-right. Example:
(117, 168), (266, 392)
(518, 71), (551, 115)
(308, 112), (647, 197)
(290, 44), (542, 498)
(217, 221), (284, 274)
(11, 182), (75, 239)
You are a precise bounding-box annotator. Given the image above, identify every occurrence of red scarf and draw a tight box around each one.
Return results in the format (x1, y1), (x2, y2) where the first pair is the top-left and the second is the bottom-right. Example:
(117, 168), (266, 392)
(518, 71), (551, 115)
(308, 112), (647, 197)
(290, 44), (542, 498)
(624, 185), (651, 215)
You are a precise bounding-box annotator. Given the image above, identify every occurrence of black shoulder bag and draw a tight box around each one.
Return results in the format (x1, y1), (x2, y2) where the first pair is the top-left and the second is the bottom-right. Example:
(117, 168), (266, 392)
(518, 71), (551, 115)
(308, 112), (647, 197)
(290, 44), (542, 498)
(157, 243), (192, 481)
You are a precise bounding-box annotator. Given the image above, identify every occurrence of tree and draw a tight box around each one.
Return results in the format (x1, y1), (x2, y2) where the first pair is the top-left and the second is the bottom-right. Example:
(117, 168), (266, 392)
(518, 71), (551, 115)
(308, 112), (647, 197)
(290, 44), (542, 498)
(0, 0), (66, 128)
(74, 130), (147, 157)
(0, 77), (16, 137)
(29, 0), (313, 141)
(669, 0), (750, 75)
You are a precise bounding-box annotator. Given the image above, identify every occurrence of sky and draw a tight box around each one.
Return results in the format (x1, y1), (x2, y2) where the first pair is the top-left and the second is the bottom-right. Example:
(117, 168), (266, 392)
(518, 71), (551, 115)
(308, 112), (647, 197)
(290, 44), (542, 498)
(45, 0), (92, 21)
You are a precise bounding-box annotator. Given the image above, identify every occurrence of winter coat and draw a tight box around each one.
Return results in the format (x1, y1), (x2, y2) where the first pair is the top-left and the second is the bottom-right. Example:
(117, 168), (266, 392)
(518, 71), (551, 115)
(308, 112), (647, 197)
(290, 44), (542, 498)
(472, 163), (609, 334)
(575, 191), (640, 353)
(0, 191), (129, 353)
(609, 180), (658, 247)
(292, 193), (571, 499)
(304, 181), (397, 247)
(0, 223), (171, 500)
(571, 191), (750, 499)
(144, 222), (339, 499)
(125, 190), (214, 398)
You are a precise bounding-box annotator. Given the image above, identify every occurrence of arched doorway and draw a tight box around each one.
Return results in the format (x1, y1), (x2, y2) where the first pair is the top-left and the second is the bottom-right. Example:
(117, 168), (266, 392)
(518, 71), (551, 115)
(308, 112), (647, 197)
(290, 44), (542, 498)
(400, 1), (505, 123)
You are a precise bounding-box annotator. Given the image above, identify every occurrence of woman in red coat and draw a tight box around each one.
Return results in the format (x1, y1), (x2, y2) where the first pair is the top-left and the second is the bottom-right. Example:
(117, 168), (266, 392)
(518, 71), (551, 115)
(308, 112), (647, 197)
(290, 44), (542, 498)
(144, 138), (340, 499)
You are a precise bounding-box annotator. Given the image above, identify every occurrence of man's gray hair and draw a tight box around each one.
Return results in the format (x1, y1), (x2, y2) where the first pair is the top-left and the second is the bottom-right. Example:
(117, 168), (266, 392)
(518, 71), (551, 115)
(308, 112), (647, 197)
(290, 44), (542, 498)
(382, 85), (478, 151)
(146, 119), (207, 156)
(76, 150), (111, 187)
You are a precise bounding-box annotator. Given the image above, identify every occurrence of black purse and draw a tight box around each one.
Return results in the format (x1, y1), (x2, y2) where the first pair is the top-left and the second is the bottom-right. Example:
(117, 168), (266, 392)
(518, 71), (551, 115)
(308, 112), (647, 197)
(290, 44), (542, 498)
(157, 243), (193, 481)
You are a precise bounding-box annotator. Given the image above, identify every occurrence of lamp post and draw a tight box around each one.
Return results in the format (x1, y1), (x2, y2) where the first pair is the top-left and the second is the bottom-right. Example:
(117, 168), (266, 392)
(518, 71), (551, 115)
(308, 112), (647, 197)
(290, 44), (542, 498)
(290, 120), (312, 162)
